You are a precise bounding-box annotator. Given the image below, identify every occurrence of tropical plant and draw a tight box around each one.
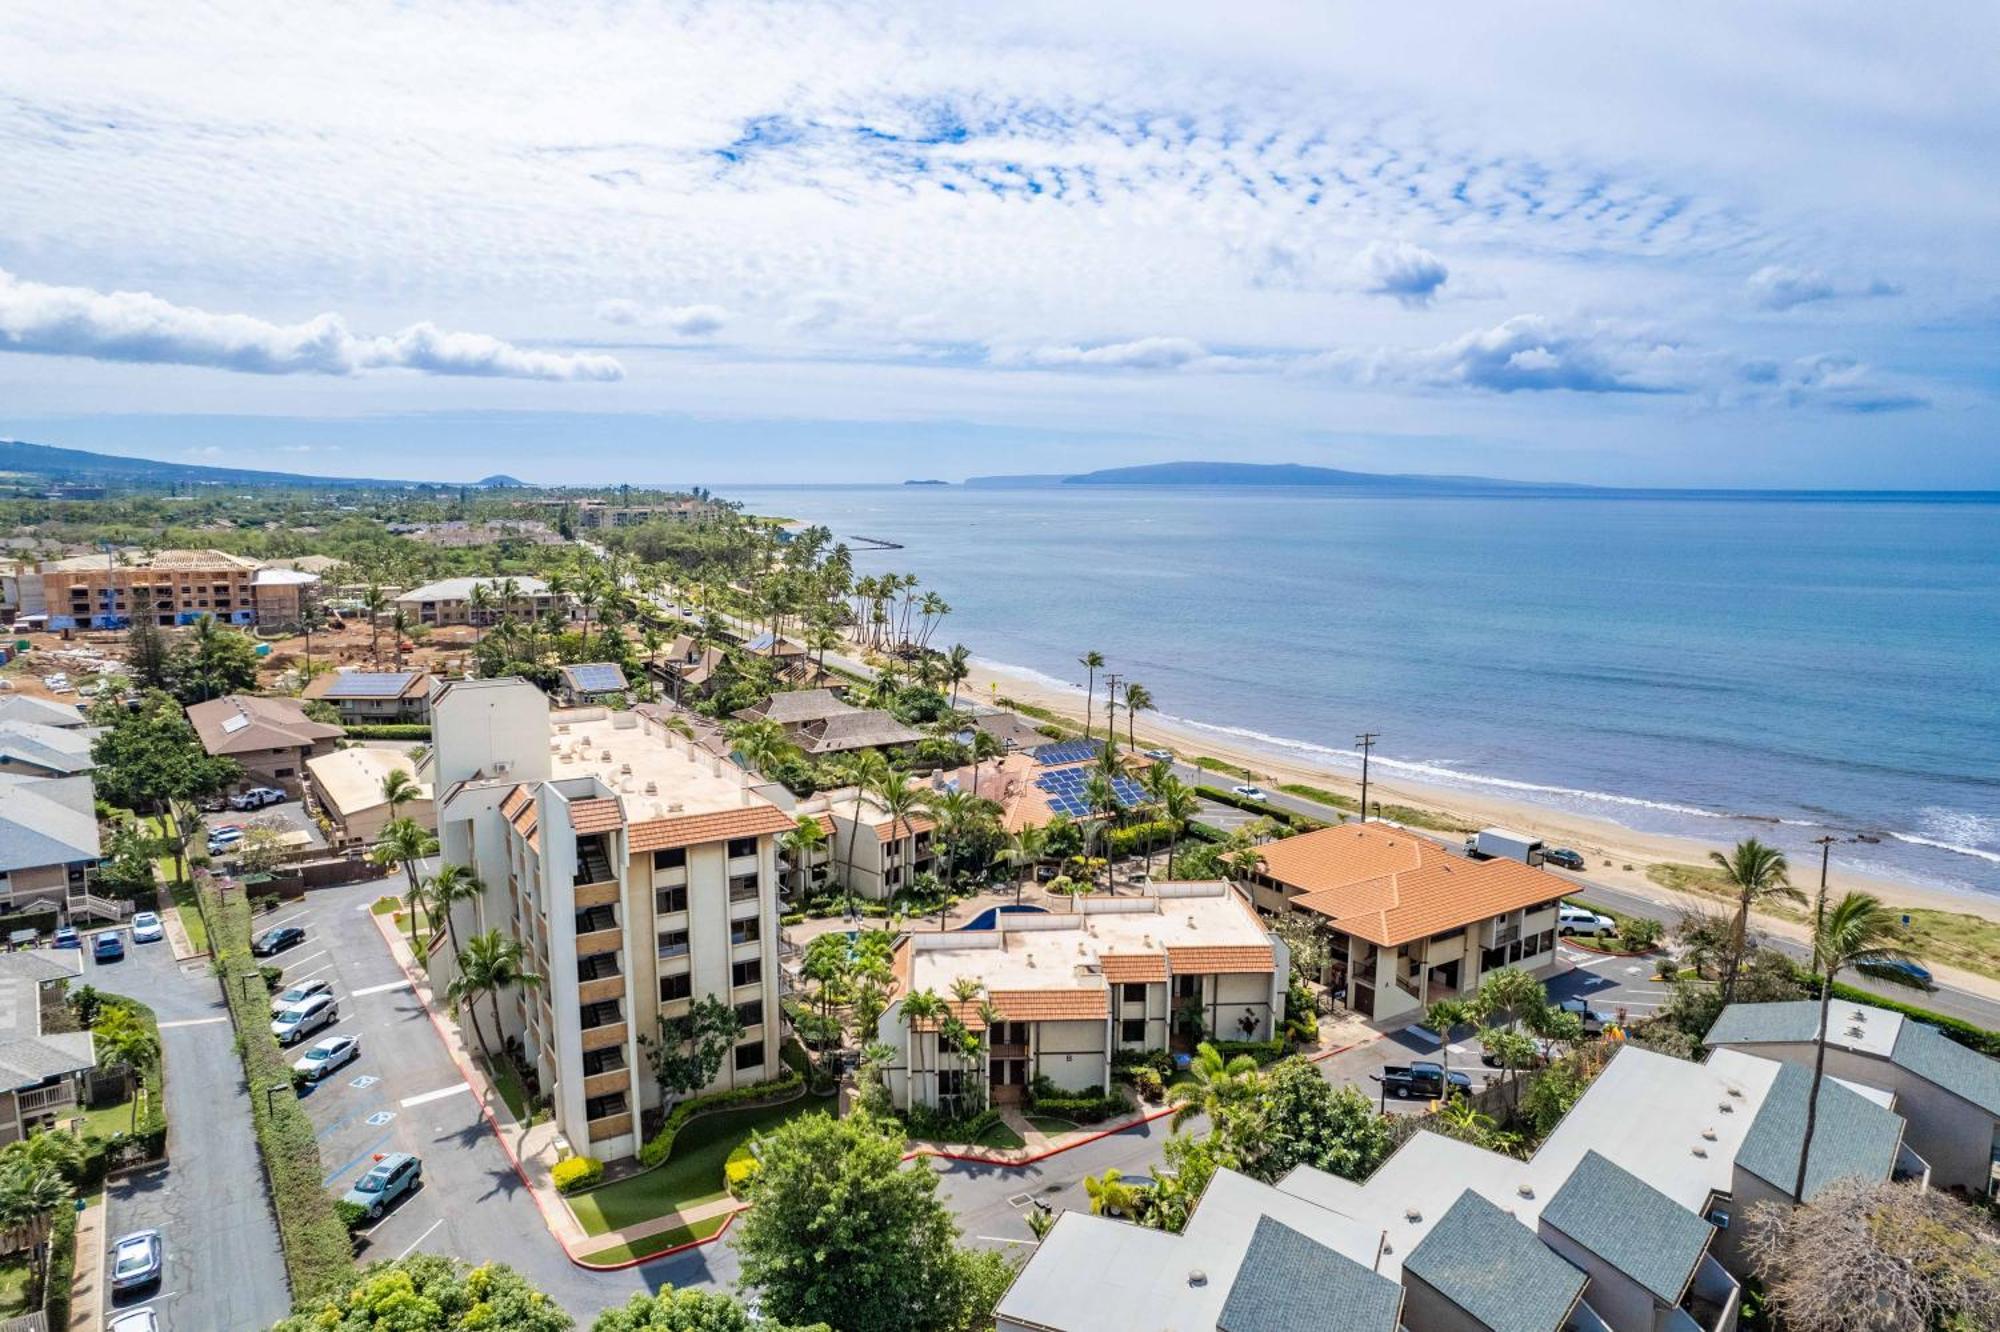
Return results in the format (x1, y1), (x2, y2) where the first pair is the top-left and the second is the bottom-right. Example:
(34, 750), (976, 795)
(370, 817), (440, 948)
(1424, 997), (1475, 1097)
(1077, 650), (1104, 740)
(779, 814), (827, 905)
(380, 766), (421, 819)
(424, 862), (484, 952)
(445, 930), (543, 1069)
(1083, 1168), (1145, 1218)
(1122, 681), (1153, 750)
(1166, 1041), (1263, 1131)
(836, 749), (893, 918)
(645, 995), (743, 1100)
(1709, 838), (1802, 1006)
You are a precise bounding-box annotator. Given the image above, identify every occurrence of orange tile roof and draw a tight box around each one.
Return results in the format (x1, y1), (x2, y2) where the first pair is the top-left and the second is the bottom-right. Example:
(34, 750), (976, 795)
(814, 814), (836, 837)
(499, 784), (533, 820)
(1100, 953), (1169, 984)
(986, 989), (1109, 1022)
(1165, 944), (1276, 975)
(876, 815), (936, 842)
(1275, 824), (1567, 947)
(568, 798), (625, 834)
(628, 804), (796, 853)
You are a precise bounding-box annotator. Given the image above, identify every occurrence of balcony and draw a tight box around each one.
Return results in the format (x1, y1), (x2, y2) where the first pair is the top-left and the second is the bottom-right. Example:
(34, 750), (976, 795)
(583, 1068), (629, 1100)
(587, 1113), (634, 1142)
(574, 837), (616, 888)
(575, 927), (624, 958)
(728, 878), (761, 905)
(579, 1022), (627, 1053)
(578, 975), (624, 1006)
(573, 879), (620, 910)
(989, 1043), (1028, 1059)
(15, 1083), (76, 1114)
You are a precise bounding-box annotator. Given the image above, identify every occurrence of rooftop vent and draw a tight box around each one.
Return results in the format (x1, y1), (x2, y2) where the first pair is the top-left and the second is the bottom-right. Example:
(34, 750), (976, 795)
(1850, 1009), (1868, 1021)
(1846, 1026), (1866, 1039)
(556, 724), (570, 735)
(1516, 1183), (1535, 1199)
(1701, 1128), (1717, 1141)
(620, 763), (632, 775)
(644, 782), (658, 795)
(1691, 1145), (1708, 1158)
(1187, 1270), (1207, 1289)
(1719, 1102), (1734, 1114)
(1404, 1207), (1422, 1223)
(599, 750), (611, 762)
(1726, 1086), (1744, 1098)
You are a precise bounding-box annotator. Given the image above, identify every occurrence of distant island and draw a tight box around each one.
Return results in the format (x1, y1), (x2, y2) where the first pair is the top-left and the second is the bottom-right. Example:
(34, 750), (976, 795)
(902, 478), (949, 486)
(965, 460), (1594, 493)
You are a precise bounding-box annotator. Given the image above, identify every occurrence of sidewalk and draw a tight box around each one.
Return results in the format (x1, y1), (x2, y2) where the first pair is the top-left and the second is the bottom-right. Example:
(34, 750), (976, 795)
(67, 1191), (105, 1332)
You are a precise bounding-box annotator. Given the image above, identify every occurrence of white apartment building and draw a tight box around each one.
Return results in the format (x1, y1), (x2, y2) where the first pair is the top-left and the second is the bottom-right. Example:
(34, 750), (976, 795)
(877, 882), (1288, 1111)
(429, 679), (792, 1162)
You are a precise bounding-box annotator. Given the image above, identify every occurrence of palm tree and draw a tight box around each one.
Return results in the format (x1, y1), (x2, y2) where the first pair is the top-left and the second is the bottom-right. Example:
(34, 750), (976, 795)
(943, 643), (972, 708)
(297, 598), (329, 676)
(1084, 773), (1122, 894)
(1083, 1168), (1144, 1218)
(872, 775), (927, 915)
(389, 607), (414, 670)
(91, 1005), (161, 1132)
(370, 817), (439, 949)
(1792, 891), (1920, 1202)
(1710, 838), (1803, 1006)
(0, 1155), (72, 1294)
(425, 862), (484, 952)
(1425, 997), (1475, 1098)
(446, 930), (543, 1071)
(468, 583), (495, 643)
(361, 584), (388, 665)
(899, 988), (947, 1110)
(726, 719), (799, 778)
(1123, 681), (1153, 751)
(1001, 825), (1049, 905)
(837, 750), (893, 919)
(967, 730), (1005, 795)
(1155, 777), (1199, 878)
(1167, 1041), (1262, 1131)
(380, 767), (420, 820)
(1077, 650), (1105, 740)
(779, 814), (827, 904)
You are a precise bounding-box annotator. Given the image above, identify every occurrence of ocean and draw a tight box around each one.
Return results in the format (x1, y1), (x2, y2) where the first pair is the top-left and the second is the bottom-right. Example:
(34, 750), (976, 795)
(724, 485), (2000, 898)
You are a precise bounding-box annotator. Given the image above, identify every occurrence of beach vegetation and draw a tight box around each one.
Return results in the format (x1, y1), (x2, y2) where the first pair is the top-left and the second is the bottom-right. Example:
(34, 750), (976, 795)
(1709, 839), (1805, 1007)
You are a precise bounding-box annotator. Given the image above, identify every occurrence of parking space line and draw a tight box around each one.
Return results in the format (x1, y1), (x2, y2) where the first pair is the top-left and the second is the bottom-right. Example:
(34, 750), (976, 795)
(113, 1290), (177, 1309)
(351, 978), (414, 997)
(158, 1016), (230, 1029)
(400, 1083), (471, 1109)
(287, 963), (336, 983)
(264, 910), (311, 932)
(395, 1218), (445, 1260)
(322, 1130), (398, 1186)
(277, 949), (329, 970)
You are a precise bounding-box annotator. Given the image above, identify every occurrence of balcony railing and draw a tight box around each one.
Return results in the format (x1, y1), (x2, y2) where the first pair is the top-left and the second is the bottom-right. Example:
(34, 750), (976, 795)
(15, 1083), (76, 1114)
(583, 1069), (629, 1100)
(575, 927), (624, 957)
(580, 1022), (627, 1053)
(587, 1112), (634, 1142)
(578, 975), (624, 1006)
(573, 880), (620, 910)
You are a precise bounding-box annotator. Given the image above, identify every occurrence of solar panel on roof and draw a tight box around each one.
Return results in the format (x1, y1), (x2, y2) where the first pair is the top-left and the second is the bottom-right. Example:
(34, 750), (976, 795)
(1031, 739), (1099, 766)
(328, 671), (418, 698)
(566, 663), (627, 692)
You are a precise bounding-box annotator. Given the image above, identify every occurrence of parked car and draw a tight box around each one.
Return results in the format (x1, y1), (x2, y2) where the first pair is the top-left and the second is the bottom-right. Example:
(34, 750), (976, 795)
(1557, 903), (1617, 938)
(271, 993), (337, 1045)
(1376, 1061), (1472, 1100)
(229, 787), (287, 812)
(1142, 748), (1175, 762)
(251, 924), (306, 957)
(1480, 1043), (1550, 1070)
(343, 1152), (422, 1219)
(1861, 958), (1936, 992)
(1542, 847), (1587, 872)
(206, 824), (245, 855)
(109, 1309), (160, 1332)
(109, 1229), (163, 1290)
(52, 926), (79, 949)
(129, 911), (165, 943)
(271, 978), (334, 1016)
(293, 1033), (361, 1081)
(1559, 998), (1609, 1034)
(1229, 784), (1268, 800)
(92, 931), (125, 962)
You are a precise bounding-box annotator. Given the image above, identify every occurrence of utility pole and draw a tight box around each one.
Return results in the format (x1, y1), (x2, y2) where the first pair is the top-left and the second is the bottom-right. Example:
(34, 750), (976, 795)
(1103, 673), (1122, 750)
(1355, 732), (1378, 822)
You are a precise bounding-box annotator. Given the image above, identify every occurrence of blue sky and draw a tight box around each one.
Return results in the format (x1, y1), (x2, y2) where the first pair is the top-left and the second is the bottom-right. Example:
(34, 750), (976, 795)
(1, 2), (1996, 487)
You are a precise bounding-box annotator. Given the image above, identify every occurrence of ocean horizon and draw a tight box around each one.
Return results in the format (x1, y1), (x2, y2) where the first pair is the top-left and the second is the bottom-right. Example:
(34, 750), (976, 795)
(723, 483), (2000, 900)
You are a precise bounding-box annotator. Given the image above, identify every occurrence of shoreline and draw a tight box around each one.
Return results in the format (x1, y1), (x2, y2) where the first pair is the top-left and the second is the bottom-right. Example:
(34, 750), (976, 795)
(949, 654), (2000, 967)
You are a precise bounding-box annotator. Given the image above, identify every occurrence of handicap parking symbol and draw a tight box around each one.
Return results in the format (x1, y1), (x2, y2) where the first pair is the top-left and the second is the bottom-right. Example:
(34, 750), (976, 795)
(366, 1110), (397, 1127)
(350, 1075), (380, 1090)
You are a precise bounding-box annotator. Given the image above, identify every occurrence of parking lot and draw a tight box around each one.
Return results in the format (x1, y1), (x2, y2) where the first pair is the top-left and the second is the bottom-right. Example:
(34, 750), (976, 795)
(201, 800), (327, 854)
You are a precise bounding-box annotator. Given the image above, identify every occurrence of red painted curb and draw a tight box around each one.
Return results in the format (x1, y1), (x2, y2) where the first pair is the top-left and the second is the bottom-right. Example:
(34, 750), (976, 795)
(1563, 937), (1660, 959)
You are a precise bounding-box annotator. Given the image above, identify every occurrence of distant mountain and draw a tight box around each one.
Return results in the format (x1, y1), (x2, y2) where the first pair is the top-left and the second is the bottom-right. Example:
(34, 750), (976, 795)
(968, 460), (1596, 492)
(0, 438), (434, 489)
(477, 474), (526, 488)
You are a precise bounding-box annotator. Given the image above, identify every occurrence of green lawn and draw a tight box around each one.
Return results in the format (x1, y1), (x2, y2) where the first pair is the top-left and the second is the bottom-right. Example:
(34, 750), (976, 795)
(0, 1255), (32, 1317)
(565, 1097), (821, 1237)
(973, 1120), (1026, 1150)
(482, 1054), (529, 1121)
(1026, 1115), (1081, 1135)
(80, 1094), (141, 1140)
(578, 1214), (731, 1265)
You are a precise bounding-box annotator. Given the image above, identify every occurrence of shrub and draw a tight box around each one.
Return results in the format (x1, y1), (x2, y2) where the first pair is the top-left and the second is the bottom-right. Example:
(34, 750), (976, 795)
(1129, 1067), (1164, 1102)
(42, 1203), (75, 1329)
(636, 1070), (802, 1167)
(1210, 1038), (1286, 1065)
(1111, 1048), (1174, 1079)
(551, 1154), (604, 1195)
(341, 723), (432, 740)
(333, 1199), (370, 1232)
(1028, 1079), (1131, 1124)
(724, 1142), (760, 1197)
(902, 1103), (1002, 1144)
(1621, 917), (1666, 951)
(1104, 819), (1178, 857)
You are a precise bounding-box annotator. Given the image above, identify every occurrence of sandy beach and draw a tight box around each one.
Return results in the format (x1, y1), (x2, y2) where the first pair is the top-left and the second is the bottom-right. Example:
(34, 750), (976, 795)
(954, 653), (2000, 999)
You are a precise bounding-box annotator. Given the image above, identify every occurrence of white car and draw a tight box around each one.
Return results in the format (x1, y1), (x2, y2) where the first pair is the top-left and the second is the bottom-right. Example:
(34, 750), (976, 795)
(129, 911), (165, 943)
(109, 1310), (160, 1332)
(229, 787), (287, 812)
(1142, 748), (1175, 761)
(1230, 784), (1268, 800)
(1557, 903), (1617, 938)
(271, 978), (334, 1017)
(293, 1033), (361, 1081)
(271, 993), (338, 1045)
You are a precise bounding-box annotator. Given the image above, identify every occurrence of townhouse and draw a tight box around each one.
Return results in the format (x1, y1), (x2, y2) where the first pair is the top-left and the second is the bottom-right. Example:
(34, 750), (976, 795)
(395, 575), (559, 627)
(1243, 822), (1568, 1021)
(306, 746), (433, 845)
(186, 695), (345, 792)
(0, 951), (95, 1147)
(876, 882), (1287, 1111)
(428, 679), (790, 1162)
(301, 669), (434, 725)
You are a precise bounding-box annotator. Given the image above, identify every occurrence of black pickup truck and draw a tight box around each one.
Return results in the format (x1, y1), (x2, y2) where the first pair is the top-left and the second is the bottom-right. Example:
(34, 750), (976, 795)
(1377, 1061), (1473, 1100)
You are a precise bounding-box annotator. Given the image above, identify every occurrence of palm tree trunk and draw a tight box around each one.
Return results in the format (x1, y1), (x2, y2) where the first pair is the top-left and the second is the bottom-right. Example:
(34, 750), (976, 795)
(404, 859), (421, 948)
(1720, 894), (1751, 1006)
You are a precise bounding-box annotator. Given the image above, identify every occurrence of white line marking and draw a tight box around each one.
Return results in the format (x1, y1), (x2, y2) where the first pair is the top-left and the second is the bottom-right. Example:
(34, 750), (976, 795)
(400, 1082), (471, 1108)
(115, 1290), (177, 1309)
(265, 910), (310, 932)
(395, 1218), (445, 1260)
(289, 963), (335, 982)
(158, 1016), (229, 1029)
(277, 950), (329, 971)
(351, 979), (413, 997)
(975, 1235), (1039, 1245)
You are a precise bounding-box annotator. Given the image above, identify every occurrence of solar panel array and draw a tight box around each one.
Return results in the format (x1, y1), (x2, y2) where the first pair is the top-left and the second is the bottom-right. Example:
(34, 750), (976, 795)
(566, 663), (627, 693)
(1031, 739), (1100, 767)
(327, 670), (420, 698)
(1033, 767), (1149, 819)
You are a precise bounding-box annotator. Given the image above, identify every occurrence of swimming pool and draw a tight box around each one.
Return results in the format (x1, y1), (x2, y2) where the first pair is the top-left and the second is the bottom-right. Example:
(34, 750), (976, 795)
(958, 904), (1050, 931)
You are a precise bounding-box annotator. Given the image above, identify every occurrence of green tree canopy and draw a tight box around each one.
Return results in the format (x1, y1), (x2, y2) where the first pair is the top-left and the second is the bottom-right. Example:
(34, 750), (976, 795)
(590, 1289), (829, 1332)
(272, 1255), (573, 1332)
(1238, 1057), (1393, 1183)
(90, 691), (241, 811)
(735, 1112), (1013, 1332)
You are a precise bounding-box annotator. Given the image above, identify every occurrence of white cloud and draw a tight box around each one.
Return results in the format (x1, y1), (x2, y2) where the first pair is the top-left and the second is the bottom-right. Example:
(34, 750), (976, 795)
(1005, 337), (1209, 369)
(1356, 241), (1449, 307)
(1747, 265), (1900, 311)
(0, 268), (622, 381)
(1305, 315), (1688, 395)
(595, 300), (727, 336)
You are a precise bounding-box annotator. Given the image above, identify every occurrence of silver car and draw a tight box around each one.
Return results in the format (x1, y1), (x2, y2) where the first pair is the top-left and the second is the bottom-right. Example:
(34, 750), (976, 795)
(270, 993), (337, 1046)
(109, 1228), (163, 1290)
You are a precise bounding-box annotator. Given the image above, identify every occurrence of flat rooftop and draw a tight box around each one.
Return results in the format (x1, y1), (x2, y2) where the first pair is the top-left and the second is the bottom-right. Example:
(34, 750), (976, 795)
(547, 707), (766, 823)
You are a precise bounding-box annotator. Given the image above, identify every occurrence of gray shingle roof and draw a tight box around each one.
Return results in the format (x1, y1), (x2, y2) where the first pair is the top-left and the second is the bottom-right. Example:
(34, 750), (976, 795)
(1892, 1021), (2000, 1117)
(1735, 1061), (1904, 1201)
(0, 720), (96, 775)
(1405, 1191), (1586, 1332)
(1704, 1000), (1822, 1046)
(1218, 1215), (1403, 1332)
(0, 775), (100, 871)
(1541, 1150), (1712, 1305)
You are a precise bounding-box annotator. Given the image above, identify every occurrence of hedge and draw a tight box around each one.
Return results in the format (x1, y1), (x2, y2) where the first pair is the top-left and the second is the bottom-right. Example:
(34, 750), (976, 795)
(1194, 786), (1329, 830)
(724, 1142), (759, 1197)
(1210, 1038), (1287, 1065)
(199, 875), (354, 1301)
(1027, 1080), (1131, 1124)
(1104, 820), (1178, 857)
(341, 723), (432, 740)
(42, 1201), (76, 1329)
(1828, 980), (2000, 1057)
(552, 1155), (604, 1194)
(635, 1070), (803, 1167)
(78, 994), (169, 1187)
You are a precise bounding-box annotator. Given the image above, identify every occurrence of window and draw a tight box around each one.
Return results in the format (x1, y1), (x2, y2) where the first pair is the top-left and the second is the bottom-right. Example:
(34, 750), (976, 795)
(657, 929), (689, 960)
(1121, 1018), (1146, 1043)
(659, 973), (691, 1003)
(1121, 982), (1148, 1005)
(655, 886), (688, 915)
(937, 1069), (965, 1097)
(733, 1041), (763, 1072)
(582, 1047), (624, 1076)
(274, 767), (294, 779)
(726, 837), (757, 859)
(728, 874), (759, 904)
(731, 959), (761, 989)
(653, 847), (686, 872)
(731, 916), (761, 947)
(735, 1000), (764, 1029)
(586, 1094), (627, 1121)
(1535, 929), (1555, 956)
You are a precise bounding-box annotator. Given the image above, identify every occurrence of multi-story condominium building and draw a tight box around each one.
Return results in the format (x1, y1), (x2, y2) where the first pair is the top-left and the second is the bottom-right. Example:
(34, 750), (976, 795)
(396, 576), (560, 627)
(876, 882), (1287, 1111)
(21, 549), (262, 630)
(1243, 822), (1568, 1022)
(429, 679), (791, 1162)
